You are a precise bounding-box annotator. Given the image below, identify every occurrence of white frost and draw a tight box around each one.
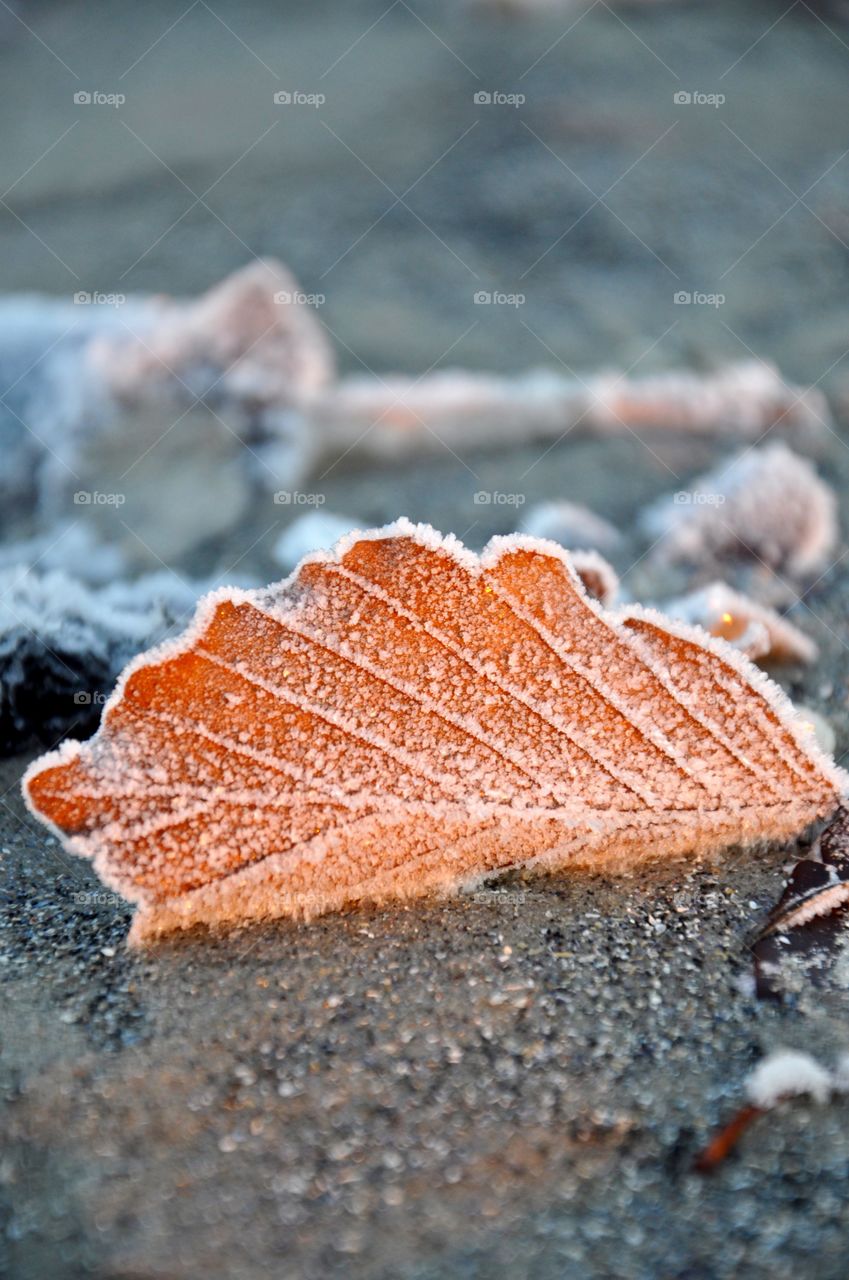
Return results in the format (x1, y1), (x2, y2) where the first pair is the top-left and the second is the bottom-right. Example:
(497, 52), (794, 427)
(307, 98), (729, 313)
(0, 567), (199, 655)
(521, 501), (621, 553)
(745, 1049), (837, 1108)
(272, 512), (361, 572)
(640, 443), (838, 583)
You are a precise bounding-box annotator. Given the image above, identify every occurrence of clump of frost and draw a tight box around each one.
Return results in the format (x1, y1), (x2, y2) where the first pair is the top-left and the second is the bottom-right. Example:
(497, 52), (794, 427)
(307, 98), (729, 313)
(641, 443), (838, 585)
(0, 522), (128, 588)
(0, 568), (198, 644)
(273, 512), (360, 572)
(0, 567), (200, 753)
(745, 1049), (838, 1108)
(521, 501), (620, 553)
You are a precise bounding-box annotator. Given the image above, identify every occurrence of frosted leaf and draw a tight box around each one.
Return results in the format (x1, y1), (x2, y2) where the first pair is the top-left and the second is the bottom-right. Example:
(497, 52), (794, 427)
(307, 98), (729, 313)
(273, 512), (360, 572)
(311, 363), (830, 460)
(521, 501), (621, 554)
(585, 363), (828, 444)
(640, 444), (838, 583)
(23, 520), (846, 944)
(657, 583), (817, 666)
(88, 259), (331, 495)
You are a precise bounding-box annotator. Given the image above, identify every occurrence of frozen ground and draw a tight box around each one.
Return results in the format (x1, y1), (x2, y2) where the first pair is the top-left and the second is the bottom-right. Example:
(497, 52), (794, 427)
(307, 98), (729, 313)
(3, 421), (849, 1280)
(4, 748), (849, 1280)
(3, 1), (849, 1277)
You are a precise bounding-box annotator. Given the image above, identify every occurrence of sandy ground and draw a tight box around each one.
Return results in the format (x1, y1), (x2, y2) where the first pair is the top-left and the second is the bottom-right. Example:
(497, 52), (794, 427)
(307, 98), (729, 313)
(3, 1), (849, 1277)
(3, 419), (849, 1280)
(4, 751), (849, 1280)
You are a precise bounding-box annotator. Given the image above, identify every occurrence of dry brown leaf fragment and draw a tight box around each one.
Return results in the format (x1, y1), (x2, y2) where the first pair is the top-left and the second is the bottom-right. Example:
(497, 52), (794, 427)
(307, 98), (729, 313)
(751, 806), (849, 999)
(658, 583), (818, 666)
(23, 521), (845, 944)
(568, 550), (620, 607)
(756, 806), (849, 939)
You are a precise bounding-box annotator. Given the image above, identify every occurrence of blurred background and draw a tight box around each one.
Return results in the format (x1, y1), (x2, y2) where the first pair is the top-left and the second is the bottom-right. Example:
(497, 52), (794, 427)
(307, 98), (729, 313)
(2, 0), (849, 373)
(2, 0), (849, 654)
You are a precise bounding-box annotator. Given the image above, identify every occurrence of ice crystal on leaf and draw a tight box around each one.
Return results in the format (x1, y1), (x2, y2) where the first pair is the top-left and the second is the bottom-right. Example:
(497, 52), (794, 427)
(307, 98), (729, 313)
(24, 521), (846, 944)
(745, 1051), (834, 1108)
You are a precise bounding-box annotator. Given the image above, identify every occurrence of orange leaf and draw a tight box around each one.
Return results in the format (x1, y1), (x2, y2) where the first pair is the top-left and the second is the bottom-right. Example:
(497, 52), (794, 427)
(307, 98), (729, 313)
(24, 521), (845, 944)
